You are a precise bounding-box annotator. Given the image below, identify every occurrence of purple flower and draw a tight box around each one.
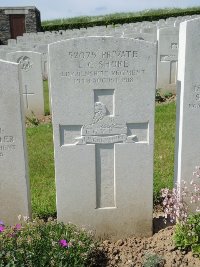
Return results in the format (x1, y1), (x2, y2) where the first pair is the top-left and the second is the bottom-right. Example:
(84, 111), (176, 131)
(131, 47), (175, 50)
(0, 221), (4, 226)
(0, 225), (5, 232)
(59, 239), (68, 248)
(14, 224), (21, 231)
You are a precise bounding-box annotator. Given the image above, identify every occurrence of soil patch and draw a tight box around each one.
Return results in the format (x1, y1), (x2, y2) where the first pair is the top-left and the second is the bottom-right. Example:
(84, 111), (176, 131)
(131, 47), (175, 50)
(90, 211), (200, 267)
(156, 95), (176, 105)
(26, 115), (51, 127)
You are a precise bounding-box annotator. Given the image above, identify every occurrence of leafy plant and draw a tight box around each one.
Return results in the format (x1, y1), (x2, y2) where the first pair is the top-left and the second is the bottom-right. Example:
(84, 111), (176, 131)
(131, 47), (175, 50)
(0, 218), (97, 266)
(155, 89), (165, 103)
(174, 213), (200, 256)
(26, 111), (40, 126)
(161, 186), (188, 224)
(161, 166), (200, 224)
(143, 253), (165, 267)
(164, 92), (173, 99)
(161, 166), (200, 257)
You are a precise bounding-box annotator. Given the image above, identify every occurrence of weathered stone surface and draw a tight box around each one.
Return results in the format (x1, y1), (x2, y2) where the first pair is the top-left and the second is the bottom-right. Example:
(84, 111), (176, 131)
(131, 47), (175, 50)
(49, 37), (156, 239)
(0, 59), (31, 225)
(35, 44), (48, 79)
(7, 51), (44, 117)
(175, 18), (200, 207)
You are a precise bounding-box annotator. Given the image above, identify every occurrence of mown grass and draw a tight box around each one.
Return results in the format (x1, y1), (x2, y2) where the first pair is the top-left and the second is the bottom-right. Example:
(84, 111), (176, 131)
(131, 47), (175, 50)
(154, 102), (176, 203)
(43, 80), (50, 115)
(26, 124), (55, 218)
(42, 7), (200, 26)
(28, 83), (176, 217)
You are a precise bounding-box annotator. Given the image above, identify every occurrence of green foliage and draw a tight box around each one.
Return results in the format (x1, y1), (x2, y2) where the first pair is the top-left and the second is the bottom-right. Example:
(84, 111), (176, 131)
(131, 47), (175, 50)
(154, 102), (176, 204)
(26, 112), (40, 126)
(143, 253), (165, 267)
(155, 89), (165, 103)
(164, 92), (173, 99)
(26, 124), (55, 218)
(174, 213), (200, 256)
(155, 90), (175, 103)
(0, 218), (97, 266)
(42, 7), (200, 31)
(43, 80), (50, 116)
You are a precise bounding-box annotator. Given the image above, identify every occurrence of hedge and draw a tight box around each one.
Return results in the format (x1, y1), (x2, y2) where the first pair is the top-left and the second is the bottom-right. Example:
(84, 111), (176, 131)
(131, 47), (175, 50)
(42, 9), (200, 31)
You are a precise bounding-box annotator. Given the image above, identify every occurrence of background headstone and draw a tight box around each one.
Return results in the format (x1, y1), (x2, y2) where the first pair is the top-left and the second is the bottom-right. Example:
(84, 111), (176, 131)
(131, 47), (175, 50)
(49, 37), (156, 239)
(7, 51), (44, 117)
(157, 26), (179, 93)
(175, 18), (200, 208)
(0, 60), (31, 225)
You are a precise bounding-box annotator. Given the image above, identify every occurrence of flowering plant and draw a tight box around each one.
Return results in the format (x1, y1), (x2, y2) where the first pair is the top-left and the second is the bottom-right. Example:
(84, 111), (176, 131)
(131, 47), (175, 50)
(161, 166), (200, 224)
(0, 217), (97, 266)
(161, 166), (200, 257)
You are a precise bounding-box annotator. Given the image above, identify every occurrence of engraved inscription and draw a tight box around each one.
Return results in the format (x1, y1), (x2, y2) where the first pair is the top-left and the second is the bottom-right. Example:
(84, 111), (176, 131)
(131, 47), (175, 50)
(0, 128), (16, 157)
(68, 50), (138, 59)
(60, 89), (148, 145)
(189, 84), (200, 109)
(17, 56), (33, 71)
(76, 101), (130, 145)
(61, 49), (144, 84)
(77, 134), (127, 144)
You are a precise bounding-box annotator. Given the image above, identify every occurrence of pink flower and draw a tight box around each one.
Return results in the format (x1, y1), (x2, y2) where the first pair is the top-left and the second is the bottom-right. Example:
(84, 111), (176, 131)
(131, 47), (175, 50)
(0, 225), (5, 232)
(8, 233), (15, 238)
(68, 242), (73, 248)
(59, 239), (68, 248)
(14, 224), (21, 231)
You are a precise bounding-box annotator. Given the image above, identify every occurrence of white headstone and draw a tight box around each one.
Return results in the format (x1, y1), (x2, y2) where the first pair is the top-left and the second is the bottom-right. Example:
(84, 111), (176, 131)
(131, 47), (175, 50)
(157, 26), (179, 93)
(123, 32), (156, 43)
(7, 39), (17, 47)
(175, 18), (200, 205)
(0, 60), (31, 225)
(35, 44), (48, 80)
(49, 37), (156, 239)
(7, 51), (44, 117)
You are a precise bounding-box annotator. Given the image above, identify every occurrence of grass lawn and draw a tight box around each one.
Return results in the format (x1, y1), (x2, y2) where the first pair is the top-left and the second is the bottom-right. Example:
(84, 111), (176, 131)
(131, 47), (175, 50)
(43, 80), (50, 115)
(154, 102), (176, 203)
(27, 82), (176, 217)
(26, 124), (55, 218)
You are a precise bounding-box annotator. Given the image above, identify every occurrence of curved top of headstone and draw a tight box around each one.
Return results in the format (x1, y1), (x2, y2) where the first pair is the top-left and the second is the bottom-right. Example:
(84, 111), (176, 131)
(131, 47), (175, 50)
(49, 36), (156, 49)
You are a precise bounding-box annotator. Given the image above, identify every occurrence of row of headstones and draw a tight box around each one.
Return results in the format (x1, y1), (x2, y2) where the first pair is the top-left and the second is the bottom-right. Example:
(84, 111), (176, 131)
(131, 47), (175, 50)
(0, 27), (189, 118)
(0, 14), (200, 88)
(0, 17), (199, 240)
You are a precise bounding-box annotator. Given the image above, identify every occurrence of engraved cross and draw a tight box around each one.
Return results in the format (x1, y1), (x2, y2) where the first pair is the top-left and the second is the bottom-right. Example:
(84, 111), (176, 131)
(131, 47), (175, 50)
(23, 85), (34, 109)
(60, 89), (148, 209)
